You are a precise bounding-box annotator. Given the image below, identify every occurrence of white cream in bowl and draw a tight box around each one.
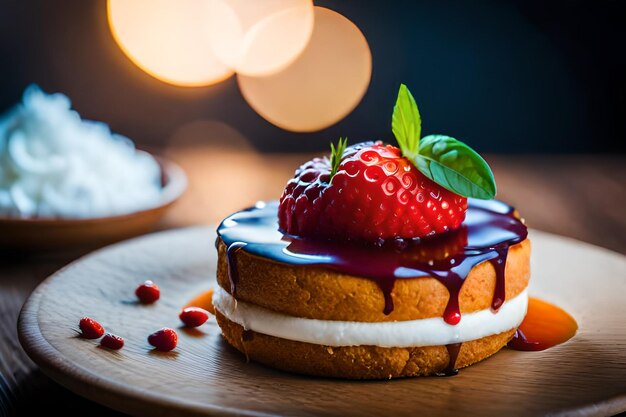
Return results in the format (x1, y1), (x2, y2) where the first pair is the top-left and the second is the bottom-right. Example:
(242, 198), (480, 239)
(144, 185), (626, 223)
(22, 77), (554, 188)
(0, 85), (162, 219)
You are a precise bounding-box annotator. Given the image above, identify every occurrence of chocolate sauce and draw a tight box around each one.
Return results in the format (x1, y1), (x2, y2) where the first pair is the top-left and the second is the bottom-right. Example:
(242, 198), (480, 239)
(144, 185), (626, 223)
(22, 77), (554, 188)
(436, 343), (461, 376)
(489, 244), (508, 311)
(242, 329), (254, 342)
(226, 242), (247, 297)
(217, 199), (527, 326)
(508, 329), (536, 350)
(240, 329), (254, 363)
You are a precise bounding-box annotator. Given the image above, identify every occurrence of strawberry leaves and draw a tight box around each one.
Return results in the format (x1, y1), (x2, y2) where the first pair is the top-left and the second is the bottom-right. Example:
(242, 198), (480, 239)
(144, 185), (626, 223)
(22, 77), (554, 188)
(392, 84), (421, 160)
(391, 85), (496, 199)
(415, 135), (496, 199)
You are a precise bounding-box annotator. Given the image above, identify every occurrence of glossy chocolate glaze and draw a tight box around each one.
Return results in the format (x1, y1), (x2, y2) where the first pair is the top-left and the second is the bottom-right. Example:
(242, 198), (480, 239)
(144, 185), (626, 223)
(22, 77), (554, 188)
(217, 199), (528, 326)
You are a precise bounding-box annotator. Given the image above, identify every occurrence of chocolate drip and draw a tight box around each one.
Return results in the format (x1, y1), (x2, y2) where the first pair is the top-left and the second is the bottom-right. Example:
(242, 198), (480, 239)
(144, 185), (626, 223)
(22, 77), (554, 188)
(489, 245), (509, 311)
(439, 272), (463, 325)
(508, 329), (537, 351)
(436, 343), (462, 376)
(378, 278), (396, 315)
(226, 242), (247, 297)
(217, 199), (527, 325)
(240, 329), (254, 362)
(242, 329), (254, 342)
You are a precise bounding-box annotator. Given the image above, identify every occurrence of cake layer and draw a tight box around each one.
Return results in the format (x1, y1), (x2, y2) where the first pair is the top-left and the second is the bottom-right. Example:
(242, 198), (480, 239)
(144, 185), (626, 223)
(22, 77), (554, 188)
(216, 238), (530, 322)
(213, 286), (527, 347)
(215, 310), (517, 379)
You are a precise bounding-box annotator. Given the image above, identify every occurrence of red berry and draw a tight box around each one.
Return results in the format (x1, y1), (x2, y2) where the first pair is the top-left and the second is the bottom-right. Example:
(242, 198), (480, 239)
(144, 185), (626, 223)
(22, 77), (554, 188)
(179, 307), (210, 327)
(79, 317), (105, 339)
(148, 328), (177, 352)
(135, 280), (160, 304)
(100, 333), (124, 350)
(278, 142), (468, 242)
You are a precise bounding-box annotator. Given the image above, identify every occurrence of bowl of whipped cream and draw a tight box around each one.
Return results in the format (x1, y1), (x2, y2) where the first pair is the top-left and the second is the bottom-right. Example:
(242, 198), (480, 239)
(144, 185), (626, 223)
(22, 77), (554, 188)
(0, 85), (187, 250)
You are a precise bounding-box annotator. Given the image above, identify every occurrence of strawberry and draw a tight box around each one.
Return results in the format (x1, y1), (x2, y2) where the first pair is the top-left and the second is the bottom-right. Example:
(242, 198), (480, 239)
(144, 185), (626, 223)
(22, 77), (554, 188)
(278, 141), (467, 243)
(279, 84), (496, 243)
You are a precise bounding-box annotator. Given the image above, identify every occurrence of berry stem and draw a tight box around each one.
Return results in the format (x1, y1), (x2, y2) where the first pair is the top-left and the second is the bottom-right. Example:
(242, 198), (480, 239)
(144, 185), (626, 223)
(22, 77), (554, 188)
(329, 137), (347, 181)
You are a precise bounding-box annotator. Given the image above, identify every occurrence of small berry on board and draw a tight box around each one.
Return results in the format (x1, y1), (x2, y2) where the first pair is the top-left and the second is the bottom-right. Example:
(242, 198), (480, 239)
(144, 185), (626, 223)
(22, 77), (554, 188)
(100, 333), (124, 350)
(135, 280), (160, 304)
(179, 307), (210, 328)
(79, 317), (105, 339)
(148, 328), (178, 352)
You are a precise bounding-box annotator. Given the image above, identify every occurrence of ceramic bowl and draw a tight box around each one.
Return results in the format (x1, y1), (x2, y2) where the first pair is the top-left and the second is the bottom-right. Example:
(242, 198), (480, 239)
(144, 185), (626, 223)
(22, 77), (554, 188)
(0, 155), (187, 251)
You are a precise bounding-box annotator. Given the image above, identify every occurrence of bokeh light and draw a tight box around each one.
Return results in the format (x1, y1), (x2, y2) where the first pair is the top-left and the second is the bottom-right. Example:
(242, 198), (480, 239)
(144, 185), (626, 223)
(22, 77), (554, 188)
(107, 0), (233, 87)
(164, 120), (305, 225)
(167, 119), (253, 151)
(238, 7), (372, 132)
(206, 0), (314, 76)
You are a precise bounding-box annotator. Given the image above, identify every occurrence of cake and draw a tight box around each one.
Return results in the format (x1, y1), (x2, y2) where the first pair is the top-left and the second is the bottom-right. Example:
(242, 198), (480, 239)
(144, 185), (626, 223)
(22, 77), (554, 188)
(212, 84), (530, 379)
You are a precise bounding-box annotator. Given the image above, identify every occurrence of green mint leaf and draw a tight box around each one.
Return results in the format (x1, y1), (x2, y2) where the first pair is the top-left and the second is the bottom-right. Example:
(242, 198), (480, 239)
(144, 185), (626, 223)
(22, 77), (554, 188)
(329, 137), (347, 181)
(412, 135), (496, 199)
(392, 84), (421, 159)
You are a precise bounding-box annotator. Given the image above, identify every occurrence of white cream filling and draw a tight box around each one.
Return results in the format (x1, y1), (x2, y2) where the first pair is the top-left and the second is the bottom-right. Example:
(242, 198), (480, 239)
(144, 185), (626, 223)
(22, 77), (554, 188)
(213, 286), (528, 347)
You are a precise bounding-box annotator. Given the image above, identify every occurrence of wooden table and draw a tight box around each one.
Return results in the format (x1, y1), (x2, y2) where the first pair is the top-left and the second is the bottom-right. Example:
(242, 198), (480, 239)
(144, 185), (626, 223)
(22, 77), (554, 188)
(1, 148), (624, 416)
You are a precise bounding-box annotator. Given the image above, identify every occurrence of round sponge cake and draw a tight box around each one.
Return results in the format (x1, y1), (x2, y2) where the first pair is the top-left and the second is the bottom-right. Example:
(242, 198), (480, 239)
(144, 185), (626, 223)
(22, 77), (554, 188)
(215, 310), (517, 379)
(213, 238), (530, 379)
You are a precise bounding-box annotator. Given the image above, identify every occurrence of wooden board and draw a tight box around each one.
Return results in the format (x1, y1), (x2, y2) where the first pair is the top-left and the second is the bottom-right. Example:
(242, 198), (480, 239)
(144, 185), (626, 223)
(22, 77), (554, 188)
(17, 227), (626, 417)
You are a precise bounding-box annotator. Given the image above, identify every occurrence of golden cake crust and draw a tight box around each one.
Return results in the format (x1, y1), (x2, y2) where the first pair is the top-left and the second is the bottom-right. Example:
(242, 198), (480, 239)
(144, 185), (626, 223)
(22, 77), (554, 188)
(216, 238), (530, 322)
(216, 310), (516, 379)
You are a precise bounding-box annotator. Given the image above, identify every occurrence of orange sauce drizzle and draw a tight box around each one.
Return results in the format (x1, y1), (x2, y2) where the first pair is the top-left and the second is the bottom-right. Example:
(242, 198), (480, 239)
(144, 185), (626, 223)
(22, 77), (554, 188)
(184, 288), (215, 315)
(508, 297), (577, 351)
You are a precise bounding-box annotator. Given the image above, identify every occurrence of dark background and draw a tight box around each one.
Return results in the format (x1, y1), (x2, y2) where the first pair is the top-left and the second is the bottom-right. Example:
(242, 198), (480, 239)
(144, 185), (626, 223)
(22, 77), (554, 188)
(0, 0), (624, 153)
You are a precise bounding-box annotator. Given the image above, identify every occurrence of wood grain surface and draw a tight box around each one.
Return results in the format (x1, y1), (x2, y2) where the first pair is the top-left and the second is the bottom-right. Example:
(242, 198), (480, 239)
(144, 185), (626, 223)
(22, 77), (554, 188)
(16, 227), (626, 416)
(1, 150), (625, 416)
